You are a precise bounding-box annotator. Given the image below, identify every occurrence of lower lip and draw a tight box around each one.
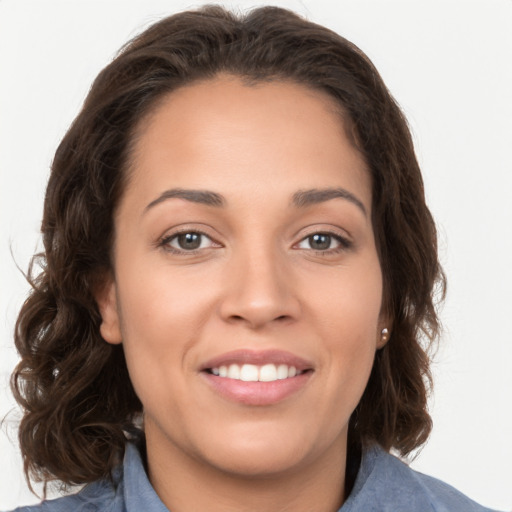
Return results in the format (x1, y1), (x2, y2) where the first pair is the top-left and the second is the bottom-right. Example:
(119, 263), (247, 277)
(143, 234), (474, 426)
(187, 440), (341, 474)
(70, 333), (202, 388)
(202, 371), (312, 406)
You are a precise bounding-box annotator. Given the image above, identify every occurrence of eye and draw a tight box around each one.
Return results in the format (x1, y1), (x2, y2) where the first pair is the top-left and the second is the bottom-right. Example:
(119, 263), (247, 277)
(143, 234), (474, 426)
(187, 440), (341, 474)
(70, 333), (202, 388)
(296, 232), (350, 252)
(162, 231), (216, 252)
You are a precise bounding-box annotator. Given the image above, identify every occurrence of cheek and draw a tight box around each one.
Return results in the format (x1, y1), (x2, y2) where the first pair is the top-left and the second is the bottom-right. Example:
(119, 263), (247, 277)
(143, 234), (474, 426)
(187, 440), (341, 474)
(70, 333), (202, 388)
(117, 256), (216, 339)
(114, 263), (218, 403)
(306, 257), (383, 395)
(308, 255), (383, 342)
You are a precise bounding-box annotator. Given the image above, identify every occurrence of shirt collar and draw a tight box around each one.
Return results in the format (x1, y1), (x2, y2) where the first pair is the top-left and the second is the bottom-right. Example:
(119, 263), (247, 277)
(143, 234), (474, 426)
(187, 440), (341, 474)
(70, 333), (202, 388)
(123, 441), (170, 512)
(120, 437), (382, 512)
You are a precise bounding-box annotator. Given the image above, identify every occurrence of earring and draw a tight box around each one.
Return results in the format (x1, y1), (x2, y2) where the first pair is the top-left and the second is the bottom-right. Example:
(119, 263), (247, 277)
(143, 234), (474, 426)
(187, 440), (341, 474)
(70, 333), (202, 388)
(381, 328), (389, 342)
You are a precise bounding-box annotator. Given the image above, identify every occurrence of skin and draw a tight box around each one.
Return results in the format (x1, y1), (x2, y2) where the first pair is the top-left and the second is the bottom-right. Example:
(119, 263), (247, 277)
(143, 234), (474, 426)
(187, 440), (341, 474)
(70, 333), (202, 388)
(97, 76), (388, 512)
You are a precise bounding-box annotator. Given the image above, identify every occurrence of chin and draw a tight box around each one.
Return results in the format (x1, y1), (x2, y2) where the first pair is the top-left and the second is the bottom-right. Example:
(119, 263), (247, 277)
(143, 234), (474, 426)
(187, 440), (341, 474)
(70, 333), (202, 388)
(208, 446), (308, 479)
(196, 422), (318, 478)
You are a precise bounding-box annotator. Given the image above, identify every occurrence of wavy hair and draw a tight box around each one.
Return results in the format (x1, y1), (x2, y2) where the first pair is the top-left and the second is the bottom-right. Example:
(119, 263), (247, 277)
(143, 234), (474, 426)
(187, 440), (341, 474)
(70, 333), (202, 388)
(12, 5), (445, 488)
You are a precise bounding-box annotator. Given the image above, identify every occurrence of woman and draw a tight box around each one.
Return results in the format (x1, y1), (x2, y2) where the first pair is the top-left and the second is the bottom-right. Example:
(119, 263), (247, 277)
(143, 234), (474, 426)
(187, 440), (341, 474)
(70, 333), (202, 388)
(7, 5), (502, 512)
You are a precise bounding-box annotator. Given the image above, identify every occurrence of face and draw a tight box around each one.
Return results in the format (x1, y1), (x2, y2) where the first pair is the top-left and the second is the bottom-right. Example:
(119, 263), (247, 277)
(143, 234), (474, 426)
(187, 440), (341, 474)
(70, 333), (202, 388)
(98, 76), (387, 480)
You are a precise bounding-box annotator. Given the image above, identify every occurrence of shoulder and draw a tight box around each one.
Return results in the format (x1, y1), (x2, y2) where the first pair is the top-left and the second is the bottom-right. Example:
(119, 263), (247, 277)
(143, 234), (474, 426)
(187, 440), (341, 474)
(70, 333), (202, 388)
(343, 444), (502, 512)
(8, 471), (123, 512)
(7, 438), (164, 512)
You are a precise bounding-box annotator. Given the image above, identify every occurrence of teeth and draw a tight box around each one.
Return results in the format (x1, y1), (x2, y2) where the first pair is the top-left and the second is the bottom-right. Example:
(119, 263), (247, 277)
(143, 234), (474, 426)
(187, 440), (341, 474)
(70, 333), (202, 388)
(240, 364), (259, 381)
(210, 363), (301, 382)
(277, 364), (288, 380)
(227, 364), (241, 379)
(259, 363), (277, 382)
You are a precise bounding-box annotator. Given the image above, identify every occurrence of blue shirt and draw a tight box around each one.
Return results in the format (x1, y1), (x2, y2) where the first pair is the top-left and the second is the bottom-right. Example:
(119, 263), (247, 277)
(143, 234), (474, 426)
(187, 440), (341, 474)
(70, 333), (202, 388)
(9, 442), (501, 511)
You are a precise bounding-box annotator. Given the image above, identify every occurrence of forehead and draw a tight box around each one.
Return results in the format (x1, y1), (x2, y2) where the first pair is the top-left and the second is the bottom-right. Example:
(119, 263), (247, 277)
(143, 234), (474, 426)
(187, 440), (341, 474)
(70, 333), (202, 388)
(124, 76), (370, 210)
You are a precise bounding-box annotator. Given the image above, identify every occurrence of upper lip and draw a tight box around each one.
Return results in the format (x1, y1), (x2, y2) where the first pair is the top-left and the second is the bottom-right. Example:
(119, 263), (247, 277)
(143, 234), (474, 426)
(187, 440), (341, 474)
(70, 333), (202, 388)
(200, 349), (314, 372)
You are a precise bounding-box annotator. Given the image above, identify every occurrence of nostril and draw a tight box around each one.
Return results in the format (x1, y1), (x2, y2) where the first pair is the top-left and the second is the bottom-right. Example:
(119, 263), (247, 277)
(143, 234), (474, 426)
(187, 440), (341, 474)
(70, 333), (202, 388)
(220, 288), (301, 328)
(227, 313), (291, 327)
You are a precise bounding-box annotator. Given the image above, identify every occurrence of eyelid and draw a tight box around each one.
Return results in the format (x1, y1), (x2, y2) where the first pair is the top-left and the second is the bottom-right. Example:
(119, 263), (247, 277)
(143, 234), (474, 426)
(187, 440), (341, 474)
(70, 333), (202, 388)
(295, 224), (352, 242)
(158, 226), (222, 254)
(293, 226), (354, 253)
(156, 224), (353, 255)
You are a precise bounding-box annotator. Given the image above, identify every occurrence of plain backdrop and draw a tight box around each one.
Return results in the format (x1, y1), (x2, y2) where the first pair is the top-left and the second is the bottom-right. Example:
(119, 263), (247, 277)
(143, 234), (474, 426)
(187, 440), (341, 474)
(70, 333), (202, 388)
(1, 1), (511, 510)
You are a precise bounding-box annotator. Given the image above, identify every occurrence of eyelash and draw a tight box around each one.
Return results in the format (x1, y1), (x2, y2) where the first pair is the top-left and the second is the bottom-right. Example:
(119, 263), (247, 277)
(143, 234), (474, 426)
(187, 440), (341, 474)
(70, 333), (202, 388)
(158, 229), (353, 255)
(158, 228), (218, 254)
(295, 232), (353, 255)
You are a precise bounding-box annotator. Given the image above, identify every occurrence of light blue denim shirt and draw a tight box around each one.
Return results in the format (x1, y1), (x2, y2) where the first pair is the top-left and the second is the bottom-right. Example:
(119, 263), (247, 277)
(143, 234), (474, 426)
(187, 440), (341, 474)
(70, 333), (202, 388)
(9, 441), (501, 512)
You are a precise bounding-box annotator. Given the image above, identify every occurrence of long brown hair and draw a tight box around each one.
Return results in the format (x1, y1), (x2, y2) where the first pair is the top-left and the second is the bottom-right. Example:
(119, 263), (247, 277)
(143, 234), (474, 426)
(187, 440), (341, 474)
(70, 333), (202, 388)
(12, 5), (445, 488)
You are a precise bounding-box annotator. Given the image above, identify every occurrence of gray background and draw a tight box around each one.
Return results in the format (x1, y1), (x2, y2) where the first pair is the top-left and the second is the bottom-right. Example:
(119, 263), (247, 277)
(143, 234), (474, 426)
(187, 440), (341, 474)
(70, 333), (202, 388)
(1, 0), (511, 509)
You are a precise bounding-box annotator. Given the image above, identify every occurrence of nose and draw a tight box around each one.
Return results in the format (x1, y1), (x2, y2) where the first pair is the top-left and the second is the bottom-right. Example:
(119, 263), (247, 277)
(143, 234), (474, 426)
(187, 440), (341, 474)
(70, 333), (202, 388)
(218, 246), (301, 329)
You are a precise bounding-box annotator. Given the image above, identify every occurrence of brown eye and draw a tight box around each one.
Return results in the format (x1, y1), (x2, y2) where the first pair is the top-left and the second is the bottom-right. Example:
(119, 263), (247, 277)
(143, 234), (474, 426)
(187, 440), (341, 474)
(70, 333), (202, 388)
(298, 233), (338, 251)
(165, 232), (214, 251)
(176, 233), (202, 250)
(308, 234), (332, 250)
(296, 232), (351, 253)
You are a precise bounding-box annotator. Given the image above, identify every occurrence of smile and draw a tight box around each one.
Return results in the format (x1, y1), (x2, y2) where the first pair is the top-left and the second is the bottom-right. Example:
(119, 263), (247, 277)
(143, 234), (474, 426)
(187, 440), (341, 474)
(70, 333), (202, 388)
(210, 363), (302, 382)
(200, 350), (314, 405)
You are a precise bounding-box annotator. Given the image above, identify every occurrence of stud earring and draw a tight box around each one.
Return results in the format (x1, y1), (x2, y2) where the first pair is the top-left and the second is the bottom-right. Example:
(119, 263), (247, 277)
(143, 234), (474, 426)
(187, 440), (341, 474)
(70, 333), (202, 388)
(381, 328), (389, 342)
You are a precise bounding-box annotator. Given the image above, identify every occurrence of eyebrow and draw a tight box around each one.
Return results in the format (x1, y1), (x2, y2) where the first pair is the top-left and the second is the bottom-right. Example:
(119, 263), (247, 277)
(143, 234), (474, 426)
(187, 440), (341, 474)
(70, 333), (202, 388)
(144, 186), (367, 216)
(292, 188), (367, 216)
(145, 188), (225, 212)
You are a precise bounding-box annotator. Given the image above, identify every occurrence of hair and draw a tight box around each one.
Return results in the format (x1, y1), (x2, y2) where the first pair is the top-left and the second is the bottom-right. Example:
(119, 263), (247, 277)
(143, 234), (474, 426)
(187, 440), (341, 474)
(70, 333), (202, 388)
(11, 5), (445, 489)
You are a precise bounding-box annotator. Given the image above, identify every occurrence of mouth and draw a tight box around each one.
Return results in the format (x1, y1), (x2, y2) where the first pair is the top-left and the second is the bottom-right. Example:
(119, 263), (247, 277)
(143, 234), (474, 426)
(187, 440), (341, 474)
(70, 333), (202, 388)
(206, 363), (307, 382)
(200, 350), (314, 405)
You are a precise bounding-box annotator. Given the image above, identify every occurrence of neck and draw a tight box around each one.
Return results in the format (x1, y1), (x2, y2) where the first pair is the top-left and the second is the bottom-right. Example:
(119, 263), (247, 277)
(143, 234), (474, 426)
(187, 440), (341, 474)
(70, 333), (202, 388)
(145, 429), (348, 512)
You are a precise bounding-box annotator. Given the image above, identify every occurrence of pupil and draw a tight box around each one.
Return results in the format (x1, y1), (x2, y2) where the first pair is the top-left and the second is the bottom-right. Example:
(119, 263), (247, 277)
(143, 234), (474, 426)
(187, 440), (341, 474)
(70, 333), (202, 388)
(310, 234), (330, 250)
(178, 233), (201, 250)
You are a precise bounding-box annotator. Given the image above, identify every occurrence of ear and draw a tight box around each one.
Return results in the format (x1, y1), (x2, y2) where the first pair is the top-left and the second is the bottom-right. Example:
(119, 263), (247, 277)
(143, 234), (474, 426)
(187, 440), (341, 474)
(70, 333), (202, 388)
(95, 277), (122, 345)
(376, 315), (393, 350)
